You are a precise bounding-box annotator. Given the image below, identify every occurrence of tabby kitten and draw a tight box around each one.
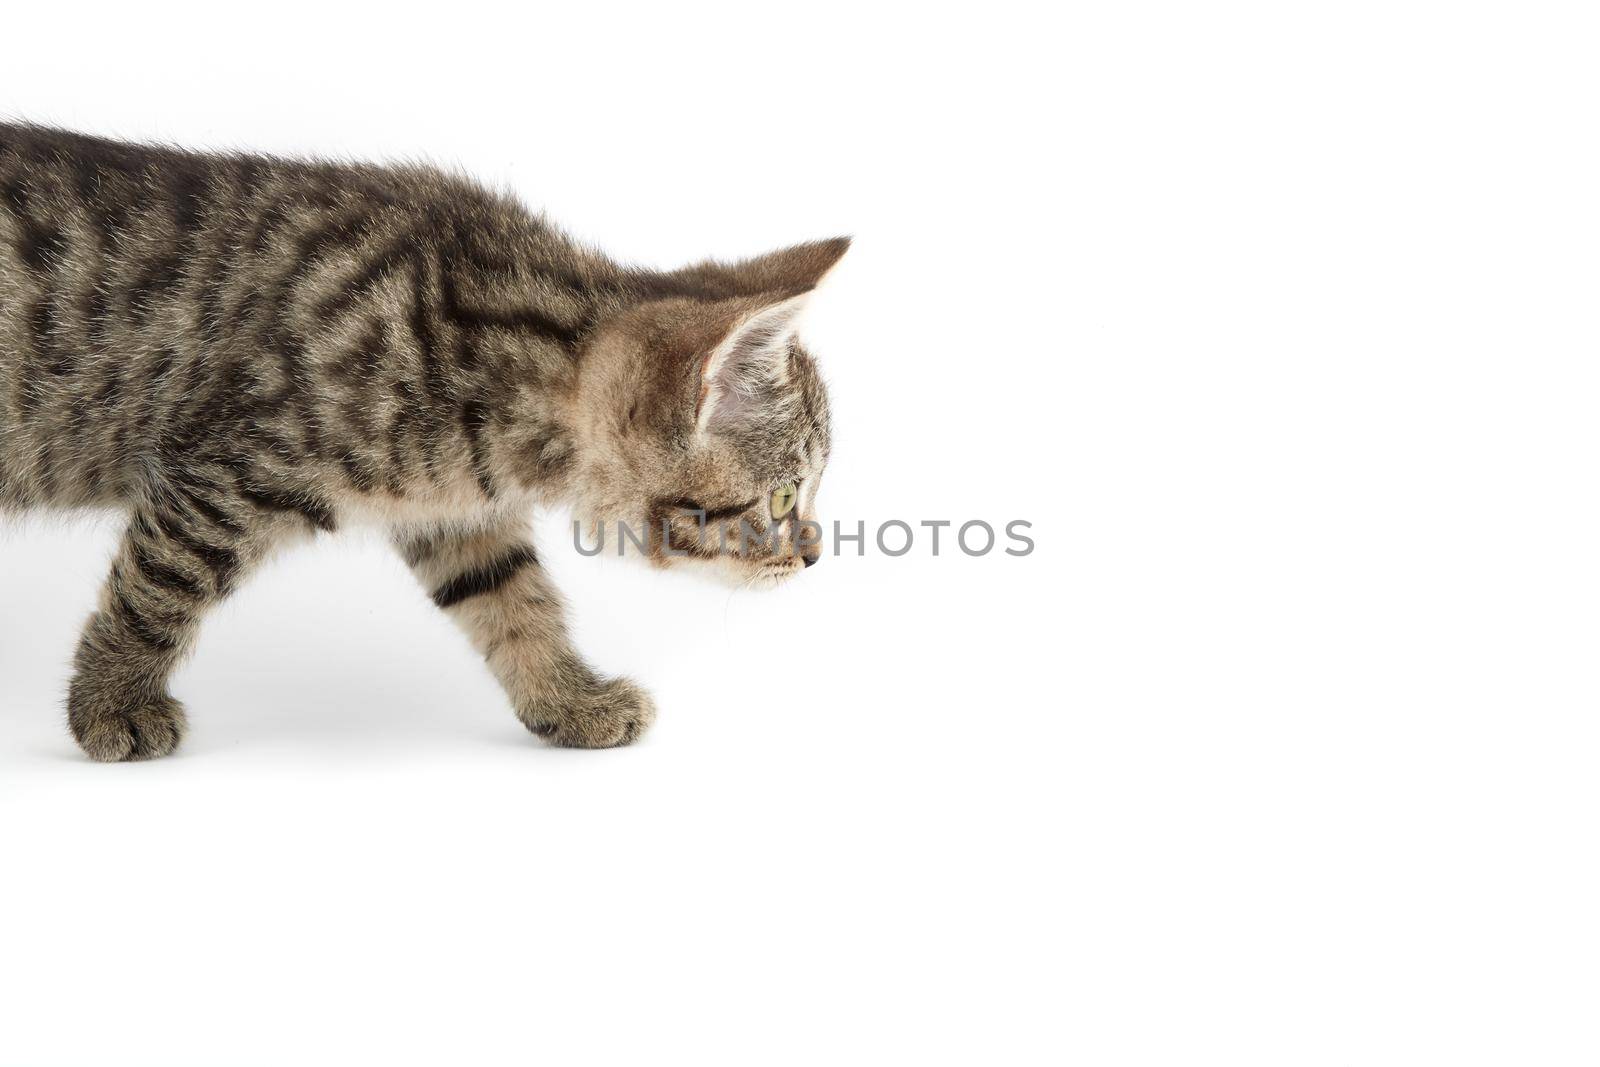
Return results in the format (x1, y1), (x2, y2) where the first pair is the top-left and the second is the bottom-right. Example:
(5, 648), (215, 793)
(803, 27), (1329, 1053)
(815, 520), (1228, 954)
(0, 123), (842, 761)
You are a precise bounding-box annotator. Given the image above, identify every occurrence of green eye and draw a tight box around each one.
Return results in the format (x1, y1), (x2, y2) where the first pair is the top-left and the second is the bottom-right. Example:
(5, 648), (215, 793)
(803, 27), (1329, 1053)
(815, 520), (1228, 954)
(770, 483), (798, 519)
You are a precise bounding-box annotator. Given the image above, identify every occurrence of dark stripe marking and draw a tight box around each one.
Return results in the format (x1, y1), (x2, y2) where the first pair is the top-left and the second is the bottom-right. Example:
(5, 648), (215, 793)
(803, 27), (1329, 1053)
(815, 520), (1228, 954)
(312, 236), (416, 325)
(431, 546), (538, 610)
(17, 221), (66, 272)
(154, 510), (241, 581)
(460, 399), (497, 500)
(132, 543), (206, 599)
(441, 271), (587, 347)
(111, 584), (180, 651)
(173, 482), (247, 534)
(659, 497), (757, 522)
(241, 484), (336, 532)
(31, 299), (74, 376)
(400, 532), (445, 568)
(338, 450), (379, 493)
(127, 250), (184, 324)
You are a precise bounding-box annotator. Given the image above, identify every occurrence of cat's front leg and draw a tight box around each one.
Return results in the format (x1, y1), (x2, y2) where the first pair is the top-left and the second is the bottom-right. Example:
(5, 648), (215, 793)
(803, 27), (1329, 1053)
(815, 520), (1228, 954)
(395, 519), (656, 748)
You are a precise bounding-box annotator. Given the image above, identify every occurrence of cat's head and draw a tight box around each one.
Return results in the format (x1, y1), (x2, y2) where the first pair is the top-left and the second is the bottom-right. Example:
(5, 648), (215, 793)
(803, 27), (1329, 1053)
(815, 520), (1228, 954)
(570, 238), (847, 587)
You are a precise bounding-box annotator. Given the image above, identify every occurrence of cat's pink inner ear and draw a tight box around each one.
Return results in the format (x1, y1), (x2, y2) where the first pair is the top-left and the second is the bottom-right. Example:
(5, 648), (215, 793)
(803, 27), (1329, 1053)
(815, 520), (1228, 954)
(696, 294), (809, 434)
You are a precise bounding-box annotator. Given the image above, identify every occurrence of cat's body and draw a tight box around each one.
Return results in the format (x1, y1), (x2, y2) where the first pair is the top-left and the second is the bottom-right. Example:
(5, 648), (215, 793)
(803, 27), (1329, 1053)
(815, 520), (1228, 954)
(0, 124), (842, 760)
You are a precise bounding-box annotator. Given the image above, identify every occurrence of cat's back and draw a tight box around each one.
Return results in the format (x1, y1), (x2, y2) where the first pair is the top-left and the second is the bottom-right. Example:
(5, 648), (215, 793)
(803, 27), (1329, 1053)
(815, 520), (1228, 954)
(0, 124), (517, 513)
(0, 123), (485, 310)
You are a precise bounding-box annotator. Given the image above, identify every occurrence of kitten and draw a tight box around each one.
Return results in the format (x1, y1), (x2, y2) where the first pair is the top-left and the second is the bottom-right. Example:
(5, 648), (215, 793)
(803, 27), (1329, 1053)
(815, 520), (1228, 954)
(0, 123), (842, 761)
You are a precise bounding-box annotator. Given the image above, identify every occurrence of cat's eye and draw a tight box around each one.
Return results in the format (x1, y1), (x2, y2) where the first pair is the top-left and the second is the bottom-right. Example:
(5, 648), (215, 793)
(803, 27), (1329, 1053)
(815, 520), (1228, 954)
(770, 483), (798, 520)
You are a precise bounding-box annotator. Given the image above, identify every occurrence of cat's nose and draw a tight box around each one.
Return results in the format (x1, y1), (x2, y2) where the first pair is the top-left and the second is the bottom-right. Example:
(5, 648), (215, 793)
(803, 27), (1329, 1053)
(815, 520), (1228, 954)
(802, 554), (818, 568)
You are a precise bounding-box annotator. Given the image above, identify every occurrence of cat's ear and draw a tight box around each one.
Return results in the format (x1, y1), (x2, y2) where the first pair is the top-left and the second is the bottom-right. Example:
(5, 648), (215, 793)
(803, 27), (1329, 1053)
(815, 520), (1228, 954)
(696, 293), (810, 434)
(673, 236), (850, 300)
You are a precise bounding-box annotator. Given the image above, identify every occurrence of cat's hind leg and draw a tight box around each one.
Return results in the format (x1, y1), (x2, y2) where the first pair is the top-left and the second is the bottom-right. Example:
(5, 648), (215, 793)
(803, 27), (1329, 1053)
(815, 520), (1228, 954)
(67, 501), (262, 762)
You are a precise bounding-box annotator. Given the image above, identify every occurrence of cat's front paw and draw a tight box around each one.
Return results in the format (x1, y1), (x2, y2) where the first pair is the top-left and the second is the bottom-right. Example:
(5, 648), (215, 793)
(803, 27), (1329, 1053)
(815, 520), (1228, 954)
(68, 691), (188, 762)
(524, 677), (657, 749)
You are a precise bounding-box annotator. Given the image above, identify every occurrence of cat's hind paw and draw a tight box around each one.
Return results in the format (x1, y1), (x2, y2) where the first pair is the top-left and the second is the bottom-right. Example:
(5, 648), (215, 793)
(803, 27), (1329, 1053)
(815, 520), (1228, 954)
(70, 693), (188, 762)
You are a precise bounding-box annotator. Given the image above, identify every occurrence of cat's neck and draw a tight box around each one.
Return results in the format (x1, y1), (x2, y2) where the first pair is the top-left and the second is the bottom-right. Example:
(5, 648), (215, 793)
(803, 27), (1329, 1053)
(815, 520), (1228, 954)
(439, 213), (625, 504)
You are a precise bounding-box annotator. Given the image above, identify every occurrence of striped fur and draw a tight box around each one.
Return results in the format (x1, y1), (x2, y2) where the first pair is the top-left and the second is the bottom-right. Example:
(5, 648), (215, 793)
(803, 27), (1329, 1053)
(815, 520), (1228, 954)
(395, 519), (654, 747)
(0, 123), (844, 761)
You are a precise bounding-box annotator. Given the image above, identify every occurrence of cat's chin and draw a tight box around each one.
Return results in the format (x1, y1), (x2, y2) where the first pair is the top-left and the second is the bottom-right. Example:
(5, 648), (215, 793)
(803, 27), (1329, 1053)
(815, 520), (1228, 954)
(660, 554), (805, 590)
(744, 563), (804, 590)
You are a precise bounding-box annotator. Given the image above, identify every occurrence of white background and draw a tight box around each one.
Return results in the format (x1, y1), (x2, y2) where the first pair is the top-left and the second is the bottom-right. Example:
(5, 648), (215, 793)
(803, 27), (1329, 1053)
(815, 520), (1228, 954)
(1, 2), (1596, 1064)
